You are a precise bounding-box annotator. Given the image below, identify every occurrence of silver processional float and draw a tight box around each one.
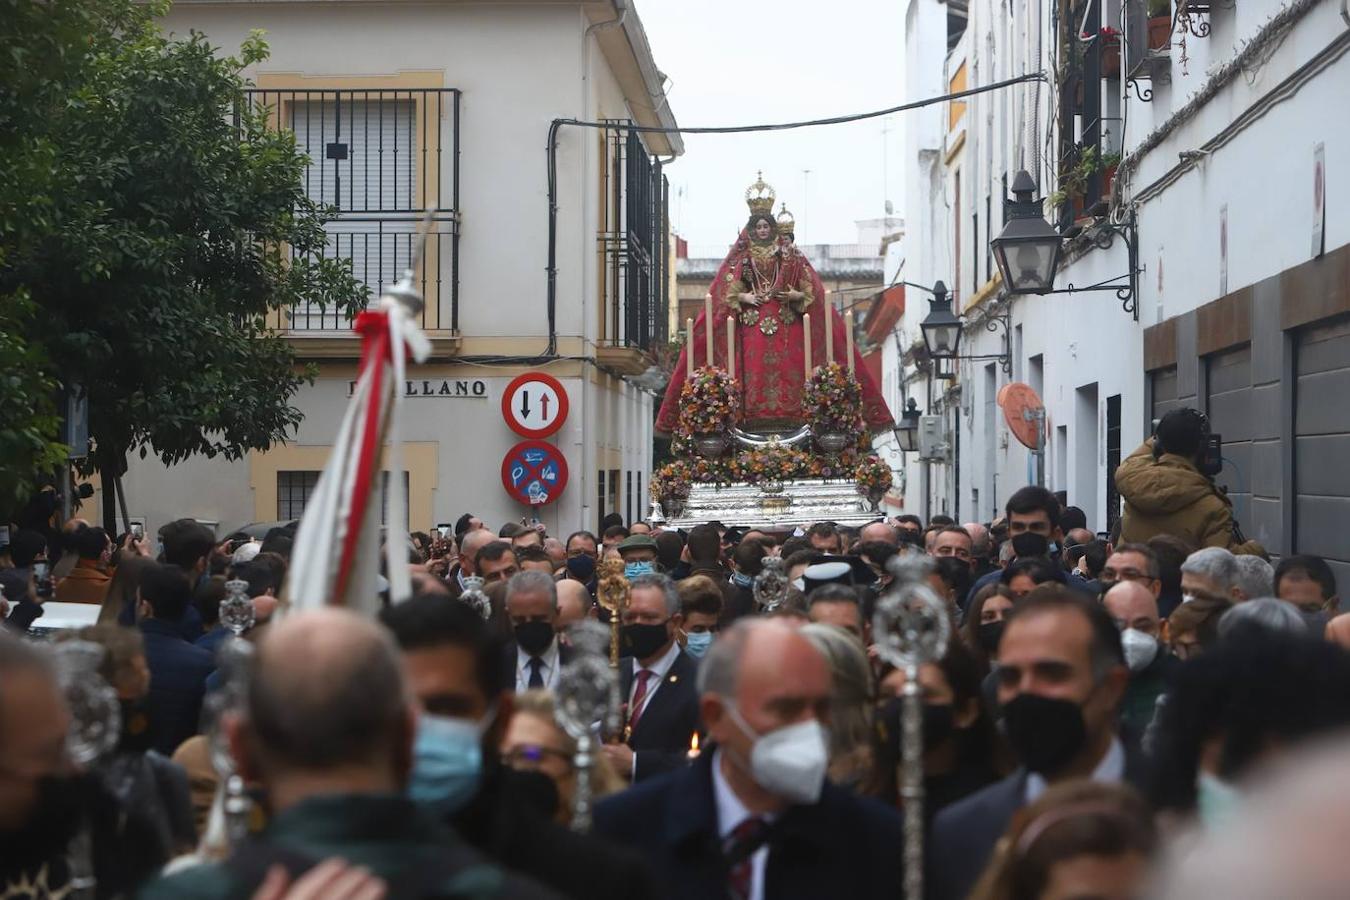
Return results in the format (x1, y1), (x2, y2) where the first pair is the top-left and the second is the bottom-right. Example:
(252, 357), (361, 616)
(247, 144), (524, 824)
(872, 552), (952, 900)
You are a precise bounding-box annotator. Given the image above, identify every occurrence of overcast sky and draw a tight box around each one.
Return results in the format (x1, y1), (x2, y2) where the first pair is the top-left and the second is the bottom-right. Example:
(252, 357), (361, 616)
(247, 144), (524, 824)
(639, 0), (907, 252)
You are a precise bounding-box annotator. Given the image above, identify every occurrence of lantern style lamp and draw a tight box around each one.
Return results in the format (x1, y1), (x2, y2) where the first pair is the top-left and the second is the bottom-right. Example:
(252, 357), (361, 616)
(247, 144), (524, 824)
(894, 397), (922, 452)
(991, 170), (1063, 294)
(919, 281), (962, 359)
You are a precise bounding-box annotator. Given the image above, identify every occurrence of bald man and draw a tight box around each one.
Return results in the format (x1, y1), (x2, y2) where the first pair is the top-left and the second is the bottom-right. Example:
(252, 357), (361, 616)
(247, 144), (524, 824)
(449, 528), (497, 599)
(555, 579), (592, 631)
(593, 619), (903, 898)
(859, 521), (900, 546)
(142, 609), (541, 898)
(1103, 581), (1176, 734)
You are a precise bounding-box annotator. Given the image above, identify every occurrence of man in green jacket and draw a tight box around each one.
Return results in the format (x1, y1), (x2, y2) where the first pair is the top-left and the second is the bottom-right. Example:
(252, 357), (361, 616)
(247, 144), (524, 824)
(1115, 408), (1263, 554)
(139, 608), (554, 899)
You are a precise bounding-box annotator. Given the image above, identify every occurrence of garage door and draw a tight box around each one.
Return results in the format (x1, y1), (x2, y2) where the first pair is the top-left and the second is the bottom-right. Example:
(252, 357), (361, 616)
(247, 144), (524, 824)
(1295, 315), (1350, 595)
(1205, 346), (1252, 533)
(1150, 366), (1179, 428)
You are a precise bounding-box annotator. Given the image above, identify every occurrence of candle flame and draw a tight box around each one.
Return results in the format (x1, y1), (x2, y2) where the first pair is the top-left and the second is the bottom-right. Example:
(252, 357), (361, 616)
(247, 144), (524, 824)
(689, 732), (700, 754)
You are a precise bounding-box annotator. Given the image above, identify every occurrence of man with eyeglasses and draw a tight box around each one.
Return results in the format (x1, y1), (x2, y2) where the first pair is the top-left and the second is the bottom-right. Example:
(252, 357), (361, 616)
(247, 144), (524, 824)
(381, 594), (652, 899)
(930, 585), (1142, 900)
(1098, 543), (1163, 599)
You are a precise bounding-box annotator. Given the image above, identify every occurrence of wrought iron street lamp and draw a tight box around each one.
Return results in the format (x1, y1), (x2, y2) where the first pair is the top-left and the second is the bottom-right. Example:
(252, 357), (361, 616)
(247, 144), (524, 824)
(990, 169), (1142, 320)
(893, 397), (921, 452)
(919, 281), (962, 359)
(991, 170), (1063, 294)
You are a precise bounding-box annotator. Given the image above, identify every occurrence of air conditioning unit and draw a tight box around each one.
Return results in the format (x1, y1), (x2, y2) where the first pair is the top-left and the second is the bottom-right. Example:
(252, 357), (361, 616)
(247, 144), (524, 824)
(918, 416), (950, 461)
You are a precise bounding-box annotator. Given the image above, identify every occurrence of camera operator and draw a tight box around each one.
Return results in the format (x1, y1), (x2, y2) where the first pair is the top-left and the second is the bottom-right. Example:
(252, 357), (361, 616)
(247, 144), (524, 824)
(1, 530), (50, 632)
(1115, 408), (1263, 554)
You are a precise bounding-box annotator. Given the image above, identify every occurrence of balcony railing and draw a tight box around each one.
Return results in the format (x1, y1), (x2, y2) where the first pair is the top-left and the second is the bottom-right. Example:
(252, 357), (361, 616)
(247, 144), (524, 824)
(598, 124), (669, 353)
(243, 88), (461, 332)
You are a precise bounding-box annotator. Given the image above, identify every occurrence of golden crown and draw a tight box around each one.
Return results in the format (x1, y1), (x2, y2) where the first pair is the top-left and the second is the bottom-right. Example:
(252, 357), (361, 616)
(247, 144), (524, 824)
(775, 202), (796, 234)
(744, 171), (776, 216)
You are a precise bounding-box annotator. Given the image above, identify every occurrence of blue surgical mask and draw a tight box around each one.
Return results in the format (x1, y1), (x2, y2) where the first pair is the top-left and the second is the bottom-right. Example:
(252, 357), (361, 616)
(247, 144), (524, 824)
(684, 631), (714, 659)
(1196, 770), (1241, 830)
(624, 561), (655, 579)
(730, 571), (754, 589)
(409, 708), (494, 815)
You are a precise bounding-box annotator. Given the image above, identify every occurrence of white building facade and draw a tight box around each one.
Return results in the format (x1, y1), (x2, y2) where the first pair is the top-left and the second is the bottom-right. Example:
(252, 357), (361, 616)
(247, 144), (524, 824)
(118, 0), (681, 538)
(889, 0), (1350, 587)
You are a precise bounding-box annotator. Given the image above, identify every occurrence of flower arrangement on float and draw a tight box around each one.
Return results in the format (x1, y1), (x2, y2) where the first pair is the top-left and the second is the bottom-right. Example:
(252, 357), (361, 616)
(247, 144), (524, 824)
(650, 460), (693, 503)
(726, 445), (808, 485)
(676, 367), (740, 435)
(855, 455), (894, 507)
(802, 362), (865, 452)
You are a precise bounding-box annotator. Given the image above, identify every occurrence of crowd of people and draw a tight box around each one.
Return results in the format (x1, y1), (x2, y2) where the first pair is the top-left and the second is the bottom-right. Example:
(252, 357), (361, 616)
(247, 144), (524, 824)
(3, 409), (1350, 899)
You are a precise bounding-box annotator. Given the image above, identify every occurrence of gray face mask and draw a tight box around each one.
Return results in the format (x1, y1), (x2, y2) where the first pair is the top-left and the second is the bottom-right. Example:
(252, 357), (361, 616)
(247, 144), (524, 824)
(1299, 608), (1331, 635)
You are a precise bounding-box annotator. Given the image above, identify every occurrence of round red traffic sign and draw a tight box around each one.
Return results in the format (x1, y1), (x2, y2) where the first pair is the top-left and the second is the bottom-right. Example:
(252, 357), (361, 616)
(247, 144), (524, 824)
(501, 372), (569, 439)
(501, 440), (569, 507)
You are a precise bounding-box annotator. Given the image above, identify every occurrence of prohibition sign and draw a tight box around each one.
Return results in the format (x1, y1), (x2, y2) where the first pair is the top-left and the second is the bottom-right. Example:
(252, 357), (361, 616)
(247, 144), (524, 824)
(501, 440), (569, 506)
(502, 372), (569, 439)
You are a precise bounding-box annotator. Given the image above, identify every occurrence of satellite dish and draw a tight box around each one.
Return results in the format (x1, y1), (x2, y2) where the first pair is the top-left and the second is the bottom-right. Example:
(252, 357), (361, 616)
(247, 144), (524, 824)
(998, 382), (1046, 449)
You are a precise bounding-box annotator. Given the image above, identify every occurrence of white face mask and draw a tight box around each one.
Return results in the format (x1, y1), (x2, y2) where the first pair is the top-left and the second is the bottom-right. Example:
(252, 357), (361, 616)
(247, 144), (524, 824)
(725, 703), (828, 805)
(1120, 628), (1159, 673)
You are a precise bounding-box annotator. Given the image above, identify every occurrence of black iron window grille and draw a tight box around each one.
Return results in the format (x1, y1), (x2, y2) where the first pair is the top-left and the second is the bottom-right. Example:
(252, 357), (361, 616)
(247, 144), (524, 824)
(243, 88), (461, 332)
(598, 123), (669, 353)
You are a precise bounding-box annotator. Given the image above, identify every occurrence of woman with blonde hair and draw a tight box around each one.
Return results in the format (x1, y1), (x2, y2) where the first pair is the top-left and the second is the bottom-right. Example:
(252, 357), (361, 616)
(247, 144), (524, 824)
(968, 779), (1156, 900)
(501, 689), (624, 825)
(800, 622), (876, 791)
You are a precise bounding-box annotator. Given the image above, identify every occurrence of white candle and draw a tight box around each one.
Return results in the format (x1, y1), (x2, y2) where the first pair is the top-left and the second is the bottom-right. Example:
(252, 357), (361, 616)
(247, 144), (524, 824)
(726, 316), (735, 380)
(846, 311), (855, 374)
(704, 294), (714, 367)
(686, 318), (694, 377)
(803, 312), (812, 378)
(825, 293), (834, 364)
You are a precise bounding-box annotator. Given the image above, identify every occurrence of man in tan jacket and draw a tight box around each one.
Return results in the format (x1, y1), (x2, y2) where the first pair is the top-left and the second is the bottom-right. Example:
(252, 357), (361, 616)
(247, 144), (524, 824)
(1115, 408), (1263, 554)
(53, 525), (113, 605)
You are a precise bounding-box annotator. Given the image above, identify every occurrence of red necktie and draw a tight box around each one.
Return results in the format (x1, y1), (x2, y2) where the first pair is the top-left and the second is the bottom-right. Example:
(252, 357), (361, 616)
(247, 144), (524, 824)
(726, 817), (767, 900)
(628, 669), (654, 731)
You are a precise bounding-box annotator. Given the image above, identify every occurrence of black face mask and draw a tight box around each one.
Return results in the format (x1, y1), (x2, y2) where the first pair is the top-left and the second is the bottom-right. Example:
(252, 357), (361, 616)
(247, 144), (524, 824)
(877, 698), (957, 757)
(566, 554), (596, 582)
(1001, 692), (1088, 775)
(1010, 532), (1050, 559)
(0, 774), (84, 866)
(514, 621), (556, 657)
(622, 622), (670, 659)
(977, 620), (1005, 655)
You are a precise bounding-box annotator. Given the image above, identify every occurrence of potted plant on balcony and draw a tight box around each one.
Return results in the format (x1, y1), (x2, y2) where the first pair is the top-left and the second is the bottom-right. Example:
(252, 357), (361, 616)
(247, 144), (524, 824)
(1147, 0), (1173, 50)
(1100, 26), (1122, 77)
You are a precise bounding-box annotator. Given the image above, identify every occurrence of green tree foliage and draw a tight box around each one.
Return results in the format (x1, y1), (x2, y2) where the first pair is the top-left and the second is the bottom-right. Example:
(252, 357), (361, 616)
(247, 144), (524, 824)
(0, 0), (363, 523)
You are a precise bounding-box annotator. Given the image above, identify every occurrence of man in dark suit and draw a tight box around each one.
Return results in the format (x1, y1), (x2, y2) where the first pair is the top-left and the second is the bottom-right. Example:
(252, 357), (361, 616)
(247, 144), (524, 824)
(137, 563), (215, 756)
(928, 584), (1142, 900)
(446, 527), (495, 600)
(602, 573), (701, 783)
(501, 570), (573, 692)
(594, 618), (904, 899)
(381, 594), (654, 900)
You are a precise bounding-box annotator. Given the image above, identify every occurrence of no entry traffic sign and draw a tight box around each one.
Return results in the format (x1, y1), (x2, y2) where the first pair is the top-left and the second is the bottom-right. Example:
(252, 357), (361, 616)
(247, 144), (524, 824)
(502, 372), (569, 439)
(501, 440), (569, 507)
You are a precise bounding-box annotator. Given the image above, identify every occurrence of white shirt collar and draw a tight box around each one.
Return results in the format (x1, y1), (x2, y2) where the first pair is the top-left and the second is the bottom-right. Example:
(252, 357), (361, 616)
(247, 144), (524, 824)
(631, 638), (681, 681)
(1025, 736), (1126, 804)
(517, 637), (560, 670)
(711, 748), (752, 839)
